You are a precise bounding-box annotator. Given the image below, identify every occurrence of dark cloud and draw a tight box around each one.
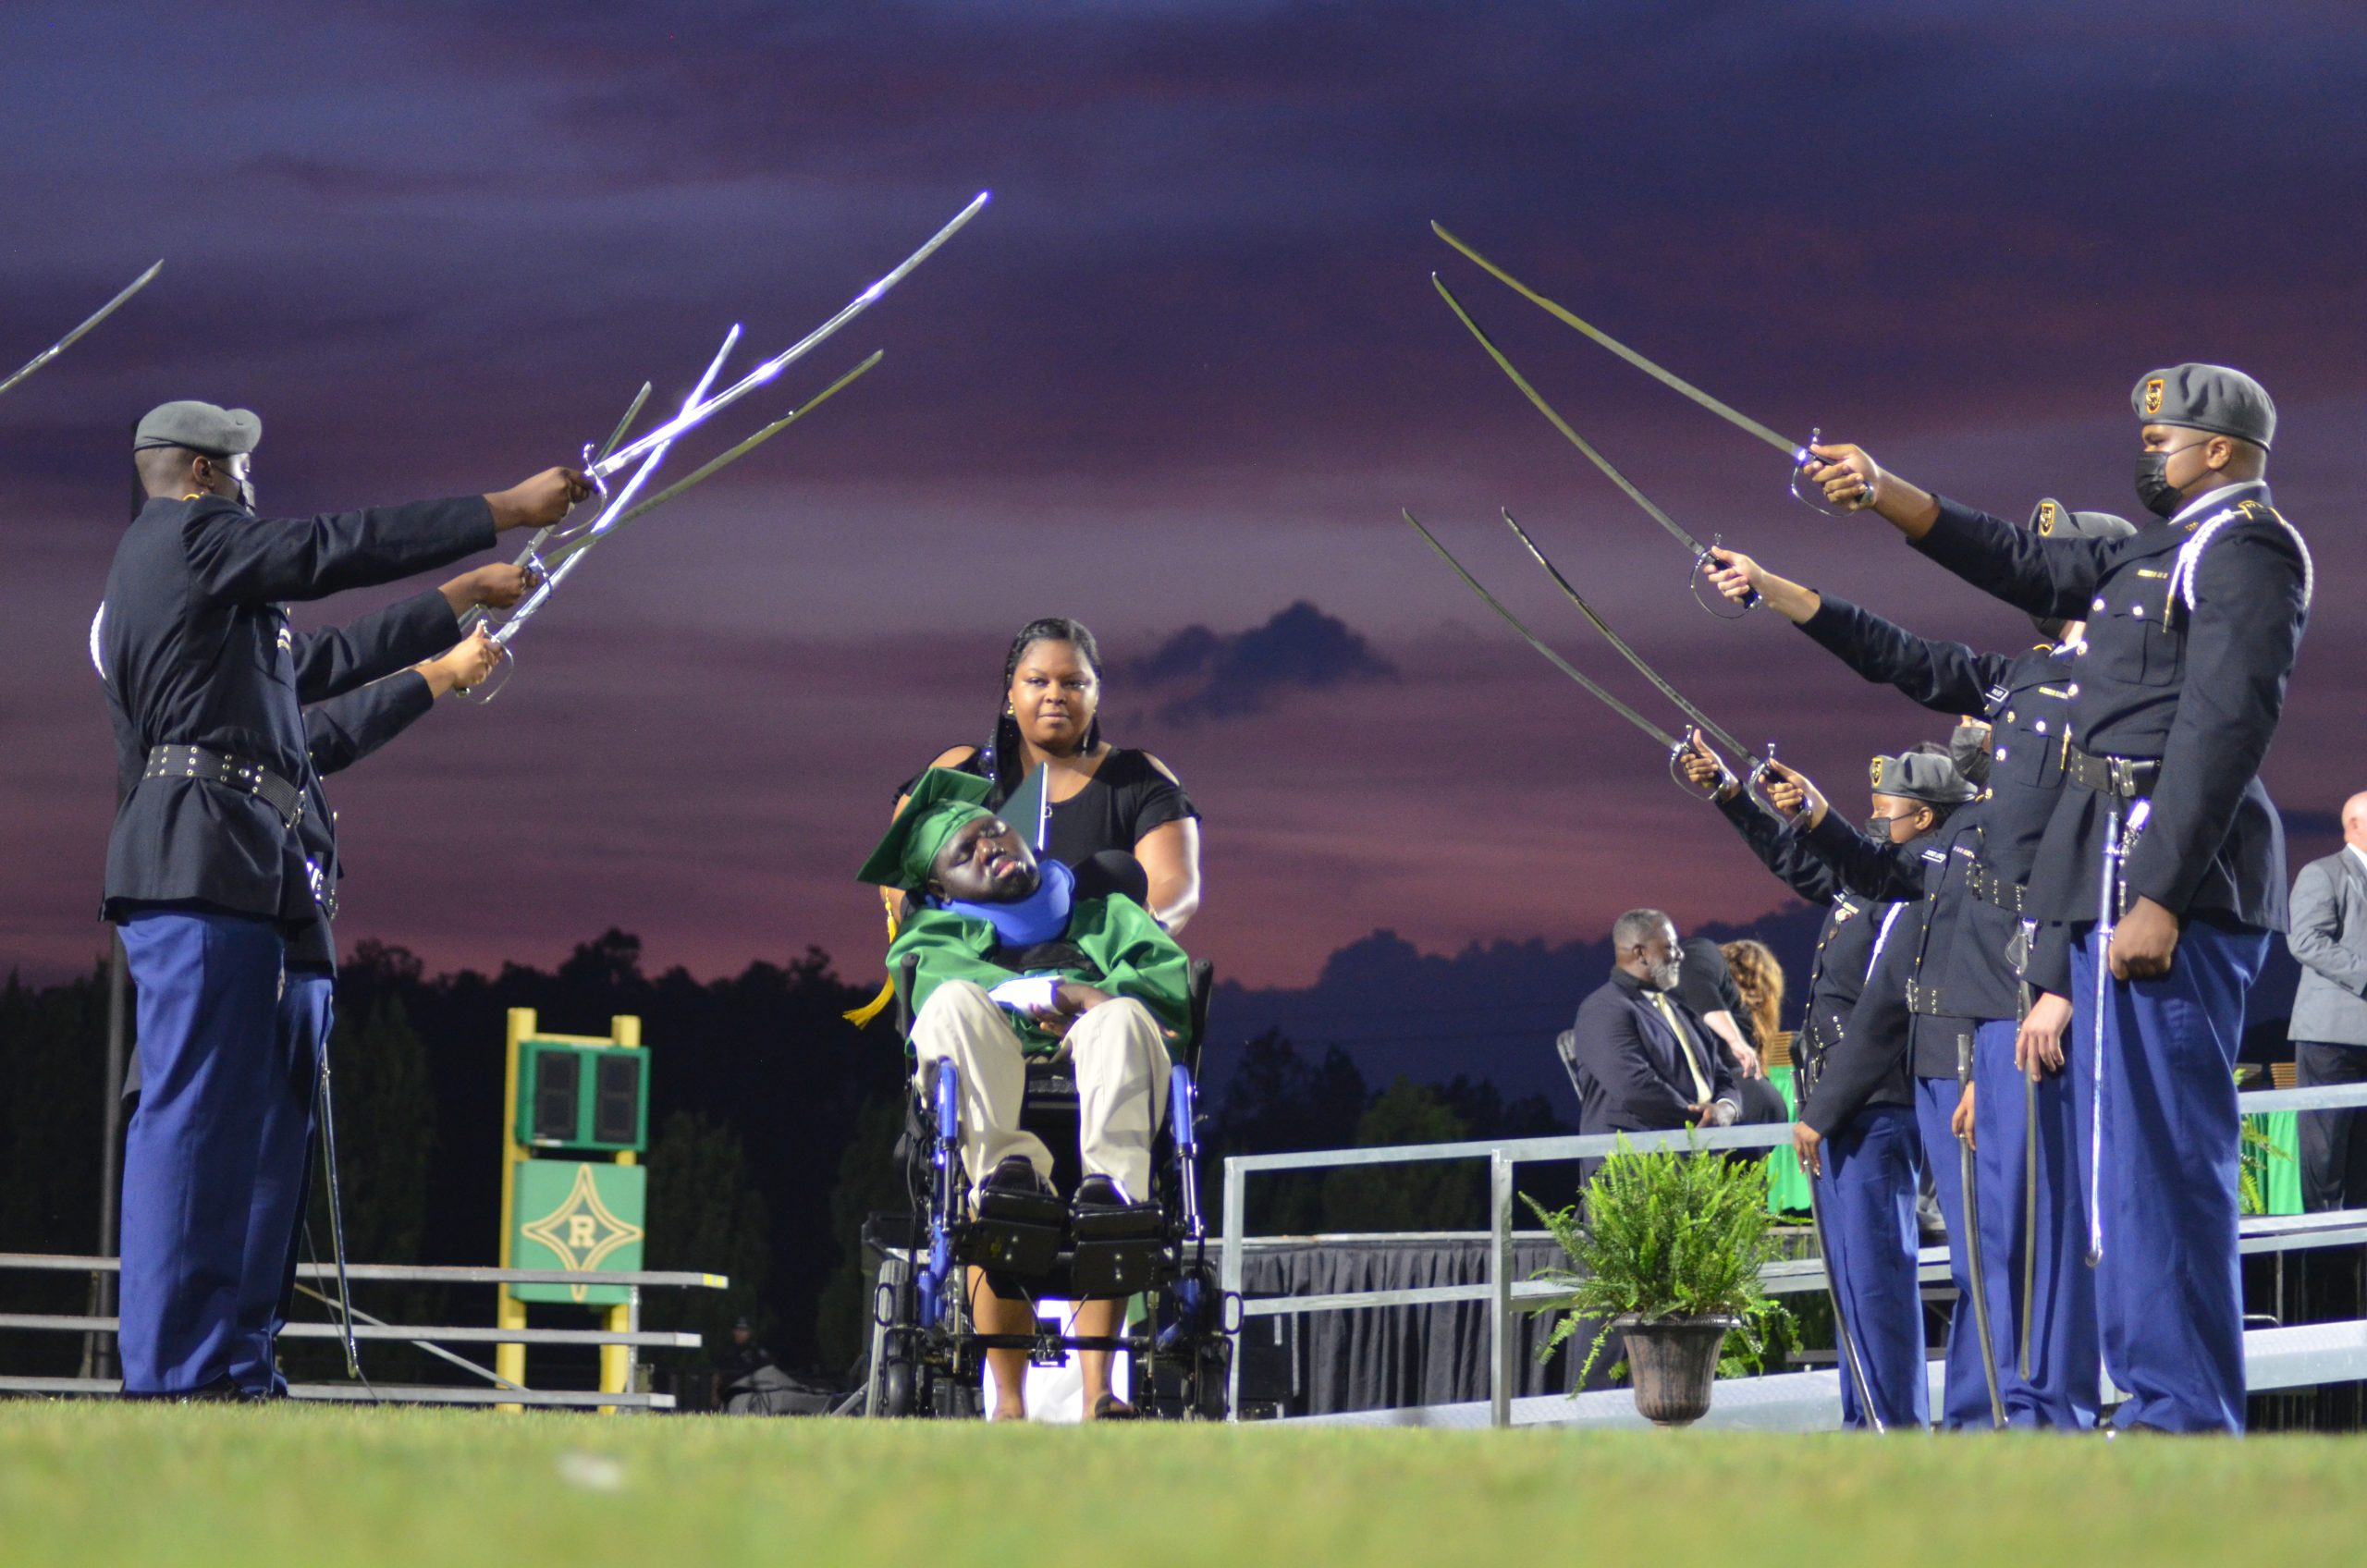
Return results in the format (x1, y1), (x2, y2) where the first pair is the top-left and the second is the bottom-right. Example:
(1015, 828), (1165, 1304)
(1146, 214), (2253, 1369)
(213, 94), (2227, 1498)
(1123, 600), (1398, 725)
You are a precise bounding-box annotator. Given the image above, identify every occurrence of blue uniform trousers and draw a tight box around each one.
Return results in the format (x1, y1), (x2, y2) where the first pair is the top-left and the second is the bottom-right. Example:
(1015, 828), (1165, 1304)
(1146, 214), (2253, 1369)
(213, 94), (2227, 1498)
(1972, 1017), (2099, 1428)
(230, 971), (332, 1395)
(1913, 1072), (1995, 1428)
(117, 911), (286, 1394)
(1820, 1102), (1928, 1430)
(2071, 919), (2271, 1433)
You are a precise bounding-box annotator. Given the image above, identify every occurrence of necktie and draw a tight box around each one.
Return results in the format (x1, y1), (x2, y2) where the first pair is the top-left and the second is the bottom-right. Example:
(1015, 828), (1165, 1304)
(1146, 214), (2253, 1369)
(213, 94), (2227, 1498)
(1651, 991), (1714, 1103)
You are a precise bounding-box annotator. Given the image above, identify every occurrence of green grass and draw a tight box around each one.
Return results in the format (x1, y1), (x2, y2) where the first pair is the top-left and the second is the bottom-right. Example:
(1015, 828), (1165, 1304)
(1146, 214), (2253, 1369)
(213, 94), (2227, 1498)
(2, 1403), (2361, 1568)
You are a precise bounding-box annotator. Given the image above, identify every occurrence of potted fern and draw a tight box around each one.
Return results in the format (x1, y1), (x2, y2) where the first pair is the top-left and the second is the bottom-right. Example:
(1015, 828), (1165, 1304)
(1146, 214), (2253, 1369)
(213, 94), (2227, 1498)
(1524, 1133), (1791, 1426)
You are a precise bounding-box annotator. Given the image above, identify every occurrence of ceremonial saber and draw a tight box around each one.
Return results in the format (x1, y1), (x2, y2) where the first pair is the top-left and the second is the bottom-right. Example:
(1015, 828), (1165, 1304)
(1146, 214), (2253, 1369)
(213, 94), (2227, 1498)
(1433, 274), (1758, 616)
(0, 259), (164, 398)
(587, 190), (988, 484)
(1429, 223), (1867, 518)
(490, 324), (741, 649)
(2021, 1052), (2040, 1380)
(538, 349), (883, 575)
(316, 1047), (362, 1378)
(1499, 509), (1762, 766)
(460, 380), (652, 640)
(1957, 1032), (2006, 1427)
(2086, 800), (2150, 1267)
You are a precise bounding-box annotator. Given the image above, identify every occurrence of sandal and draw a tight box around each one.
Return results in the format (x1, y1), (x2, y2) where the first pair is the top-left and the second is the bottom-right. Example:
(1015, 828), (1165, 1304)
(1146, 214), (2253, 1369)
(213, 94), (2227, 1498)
(1091, 1394), (1140, 1421)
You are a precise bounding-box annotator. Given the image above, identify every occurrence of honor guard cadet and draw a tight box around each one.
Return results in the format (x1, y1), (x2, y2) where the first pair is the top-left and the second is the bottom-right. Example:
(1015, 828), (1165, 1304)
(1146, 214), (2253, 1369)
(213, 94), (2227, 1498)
(1803, 363), (2312, 1433)
(1678, 740), (1928, 1429)
(1706, 506), (2137, 1428)
(1749, 751), (1993, 1427)
(100, 398), (586, 1399)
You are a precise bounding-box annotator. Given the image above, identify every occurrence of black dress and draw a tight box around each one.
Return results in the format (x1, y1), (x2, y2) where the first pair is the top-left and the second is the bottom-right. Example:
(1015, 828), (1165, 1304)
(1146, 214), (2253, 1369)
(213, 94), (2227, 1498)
(901, 746), (1199, 868)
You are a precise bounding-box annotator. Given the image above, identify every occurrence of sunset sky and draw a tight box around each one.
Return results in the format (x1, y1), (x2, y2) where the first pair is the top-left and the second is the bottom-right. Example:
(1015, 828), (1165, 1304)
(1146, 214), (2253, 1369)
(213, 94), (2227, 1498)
(4, 1), (2361, 994)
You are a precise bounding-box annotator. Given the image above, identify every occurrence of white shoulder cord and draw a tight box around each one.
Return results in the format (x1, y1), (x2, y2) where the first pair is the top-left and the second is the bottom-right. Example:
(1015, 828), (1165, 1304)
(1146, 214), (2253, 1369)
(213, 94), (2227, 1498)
(89, 602), (107, 682)
(1866, 902), (1907, 977)
(2166, 504), (2314, 620)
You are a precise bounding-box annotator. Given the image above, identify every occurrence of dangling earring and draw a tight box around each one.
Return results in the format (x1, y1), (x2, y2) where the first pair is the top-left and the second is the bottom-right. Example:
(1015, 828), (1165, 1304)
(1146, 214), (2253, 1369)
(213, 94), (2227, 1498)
(1004, 702), (1014, 717)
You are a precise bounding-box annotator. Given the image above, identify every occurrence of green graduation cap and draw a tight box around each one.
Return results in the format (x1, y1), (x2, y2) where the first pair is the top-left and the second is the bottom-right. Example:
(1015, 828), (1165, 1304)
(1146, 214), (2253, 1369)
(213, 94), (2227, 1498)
(858, 767), (995, 891)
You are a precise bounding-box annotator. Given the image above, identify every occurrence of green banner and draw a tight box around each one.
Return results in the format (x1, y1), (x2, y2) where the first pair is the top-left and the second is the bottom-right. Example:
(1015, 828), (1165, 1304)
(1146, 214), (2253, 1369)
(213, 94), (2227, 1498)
(509, 1159), (646, 1305)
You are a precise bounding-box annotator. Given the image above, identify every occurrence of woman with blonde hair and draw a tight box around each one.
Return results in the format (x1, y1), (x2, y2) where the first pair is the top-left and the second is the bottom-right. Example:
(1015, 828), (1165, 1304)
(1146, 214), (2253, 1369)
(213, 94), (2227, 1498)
(1721, 937), (1787, 1060)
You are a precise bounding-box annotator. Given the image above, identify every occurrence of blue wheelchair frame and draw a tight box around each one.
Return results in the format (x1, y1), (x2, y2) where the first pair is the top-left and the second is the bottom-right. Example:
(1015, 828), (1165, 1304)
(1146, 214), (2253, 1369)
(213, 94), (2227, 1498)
(872, 955), (1230, 1419)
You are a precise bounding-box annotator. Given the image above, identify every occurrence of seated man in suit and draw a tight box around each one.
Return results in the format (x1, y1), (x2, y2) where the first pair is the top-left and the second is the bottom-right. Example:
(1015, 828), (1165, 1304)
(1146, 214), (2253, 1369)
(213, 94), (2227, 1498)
(1567, 910), (1742, 1161)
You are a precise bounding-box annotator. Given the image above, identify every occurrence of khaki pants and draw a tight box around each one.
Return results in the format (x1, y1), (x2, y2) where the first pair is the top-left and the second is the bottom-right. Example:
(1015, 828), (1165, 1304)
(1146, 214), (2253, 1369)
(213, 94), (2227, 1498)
(911, 981), (1171, 1200)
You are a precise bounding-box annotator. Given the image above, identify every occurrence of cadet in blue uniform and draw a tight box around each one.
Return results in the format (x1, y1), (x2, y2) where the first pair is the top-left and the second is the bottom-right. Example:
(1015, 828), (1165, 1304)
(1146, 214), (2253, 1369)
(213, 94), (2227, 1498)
(1803, 364), (2312, 1433)
(1680, 743), (1935, 1429)
(1703, 502), (2136, 1427)
(1748, 750), (1995, 1427)
(100, 398), (585, 1398)
(242, 621), (516, 1394)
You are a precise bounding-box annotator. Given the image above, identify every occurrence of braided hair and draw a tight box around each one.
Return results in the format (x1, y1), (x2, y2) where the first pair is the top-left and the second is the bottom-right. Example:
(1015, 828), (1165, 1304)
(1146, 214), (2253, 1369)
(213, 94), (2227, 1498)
(982, 617), (1106, 804)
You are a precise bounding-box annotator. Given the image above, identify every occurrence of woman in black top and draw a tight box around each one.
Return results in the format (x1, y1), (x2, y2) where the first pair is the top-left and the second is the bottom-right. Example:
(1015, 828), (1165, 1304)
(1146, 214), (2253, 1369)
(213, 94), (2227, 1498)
(893, 616), (1202, 929)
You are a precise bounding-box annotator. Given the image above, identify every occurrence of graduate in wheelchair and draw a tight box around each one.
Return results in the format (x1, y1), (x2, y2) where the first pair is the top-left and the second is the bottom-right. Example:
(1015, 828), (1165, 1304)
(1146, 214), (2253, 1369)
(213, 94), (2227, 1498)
(861, 767), (1224, 1420)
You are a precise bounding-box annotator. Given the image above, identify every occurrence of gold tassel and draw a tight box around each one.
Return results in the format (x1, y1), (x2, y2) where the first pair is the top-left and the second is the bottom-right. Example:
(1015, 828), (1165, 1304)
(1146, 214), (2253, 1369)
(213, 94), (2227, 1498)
(843, 910), (902, 1027)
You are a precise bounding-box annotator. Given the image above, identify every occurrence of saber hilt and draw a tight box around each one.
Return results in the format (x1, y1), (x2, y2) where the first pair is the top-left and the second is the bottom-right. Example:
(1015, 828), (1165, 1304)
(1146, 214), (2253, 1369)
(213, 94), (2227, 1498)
(1689, 536), (1761, 619)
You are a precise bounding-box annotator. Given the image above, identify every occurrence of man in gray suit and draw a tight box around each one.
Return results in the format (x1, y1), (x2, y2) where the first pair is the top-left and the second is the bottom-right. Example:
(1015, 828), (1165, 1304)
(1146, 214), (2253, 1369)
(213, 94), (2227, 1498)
(2287, 793), (2367, 1211)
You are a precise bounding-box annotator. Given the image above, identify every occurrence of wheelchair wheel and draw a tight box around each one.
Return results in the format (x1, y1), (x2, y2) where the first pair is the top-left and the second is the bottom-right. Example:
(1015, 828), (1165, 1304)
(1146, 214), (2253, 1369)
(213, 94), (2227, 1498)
(879, 1354), (915, 1418)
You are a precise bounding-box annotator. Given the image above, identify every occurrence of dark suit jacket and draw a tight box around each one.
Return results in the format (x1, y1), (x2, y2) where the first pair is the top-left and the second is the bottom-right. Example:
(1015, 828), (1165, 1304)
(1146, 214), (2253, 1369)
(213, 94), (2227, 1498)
(1567, 969), (1740, 1143)
(99, 493), (494, 924)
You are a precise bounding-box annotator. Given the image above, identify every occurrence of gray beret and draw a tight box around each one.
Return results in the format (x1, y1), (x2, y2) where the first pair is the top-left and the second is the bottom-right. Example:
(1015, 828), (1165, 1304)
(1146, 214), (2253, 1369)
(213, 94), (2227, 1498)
(2027, 497), (2137, 545)
(2131, 363), (2275, 450)
(1870, 751), (1978, 805)
(134, 399), (262, 457)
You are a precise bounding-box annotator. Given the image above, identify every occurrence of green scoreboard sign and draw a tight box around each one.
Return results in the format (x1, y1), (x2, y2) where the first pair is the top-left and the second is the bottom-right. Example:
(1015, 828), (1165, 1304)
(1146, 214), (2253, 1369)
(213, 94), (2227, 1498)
(509, 1159), (647, 1305)
(515, 1038), (650, 1152)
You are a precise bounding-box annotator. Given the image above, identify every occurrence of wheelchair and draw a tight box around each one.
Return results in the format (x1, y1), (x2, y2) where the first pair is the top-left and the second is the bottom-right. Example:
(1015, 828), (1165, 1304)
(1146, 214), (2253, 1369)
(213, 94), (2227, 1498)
(865, 953), (1233, 1420)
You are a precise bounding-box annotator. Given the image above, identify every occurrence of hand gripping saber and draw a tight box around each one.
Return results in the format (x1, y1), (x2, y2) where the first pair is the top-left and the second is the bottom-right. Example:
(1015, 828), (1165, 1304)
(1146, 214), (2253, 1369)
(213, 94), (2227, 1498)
(1956, 1031), (2006, 1427)
(1433, 274), (1759, 618)
(1429, 222), (1868, 520)
(0, 260), (164, 399)
(584, 190), (987, 485)
(2087, 800), (2151, 1267)
(1403, 509), (1759, 802)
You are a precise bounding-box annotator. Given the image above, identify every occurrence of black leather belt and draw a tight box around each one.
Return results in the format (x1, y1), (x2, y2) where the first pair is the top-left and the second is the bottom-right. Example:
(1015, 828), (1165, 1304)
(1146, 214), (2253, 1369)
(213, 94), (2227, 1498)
(144, 744), (305, 830)
(1964, 860), (2027, 914)
(2064, 742), (2160, 801)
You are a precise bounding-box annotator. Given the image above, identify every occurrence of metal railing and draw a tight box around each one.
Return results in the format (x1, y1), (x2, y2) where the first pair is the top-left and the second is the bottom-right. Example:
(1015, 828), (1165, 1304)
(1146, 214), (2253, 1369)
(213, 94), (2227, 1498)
(0, 1254), (727, 1410)
(1219, 1081), (2367, 1427)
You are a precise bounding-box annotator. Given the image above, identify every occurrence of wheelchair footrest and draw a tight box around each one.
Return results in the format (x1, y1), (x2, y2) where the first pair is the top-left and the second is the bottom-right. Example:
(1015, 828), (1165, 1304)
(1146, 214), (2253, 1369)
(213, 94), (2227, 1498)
(961, 1186), (1067, 1278)
(1070, 1203), (1167, 1297)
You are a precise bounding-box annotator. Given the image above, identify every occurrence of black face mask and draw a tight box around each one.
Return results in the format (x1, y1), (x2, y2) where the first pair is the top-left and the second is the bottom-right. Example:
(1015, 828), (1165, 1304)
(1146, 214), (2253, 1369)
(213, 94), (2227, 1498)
(1950, 723), (1993, 785)
(1869, 812), (1904, 840)
(2135, 438), (2212, 519)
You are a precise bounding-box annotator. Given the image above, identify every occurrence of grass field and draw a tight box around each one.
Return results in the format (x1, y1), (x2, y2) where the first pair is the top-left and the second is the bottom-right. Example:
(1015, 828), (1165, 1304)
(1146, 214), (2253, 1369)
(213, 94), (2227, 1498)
(4, 1403), (2362, 1568)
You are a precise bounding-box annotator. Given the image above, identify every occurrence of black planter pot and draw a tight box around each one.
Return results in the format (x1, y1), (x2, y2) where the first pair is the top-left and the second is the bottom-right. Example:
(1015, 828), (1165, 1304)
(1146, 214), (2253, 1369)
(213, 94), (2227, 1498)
(1616, 1315), (1736, 1427)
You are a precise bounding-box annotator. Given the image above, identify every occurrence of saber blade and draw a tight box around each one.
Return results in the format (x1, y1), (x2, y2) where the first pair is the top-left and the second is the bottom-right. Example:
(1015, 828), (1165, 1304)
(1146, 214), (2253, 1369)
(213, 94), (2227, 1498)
(589, 190), (987, 482)
(0, 259), (166, 398)
(1499, 509), (1759, 765)
(1430, 222), (1799, 456)
(541, 349), (883, 573)
(1403, 509), (1682, 753)
(1957, 1035), (2006, 1428)
(1433, 275), (1711, 560)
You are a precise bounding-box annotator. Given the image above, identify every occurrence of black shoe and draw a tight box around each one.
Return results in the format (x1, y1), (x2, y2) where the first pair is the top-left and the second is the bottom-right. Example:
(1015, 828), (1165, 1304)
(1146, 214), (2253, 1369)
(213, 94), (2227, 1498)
(983, 1156), (1051, 1198)
(1073, 1174), (1134, 1212)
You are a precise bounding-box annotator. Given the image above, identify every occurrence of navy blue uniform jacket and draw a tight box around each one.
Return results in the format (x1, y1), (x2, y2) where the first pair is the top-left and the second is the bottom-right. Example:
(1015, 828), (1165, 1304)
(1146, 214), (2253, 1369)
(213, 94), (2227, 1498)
(1568, 968), (1740, 1138)
(100, 492), (494, 925)
(1713, 791), (1898, 1120)
(1798, 595), (2081, 1020)
(1910, 483), (2308, 937)
(287, 666), (442, 971)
